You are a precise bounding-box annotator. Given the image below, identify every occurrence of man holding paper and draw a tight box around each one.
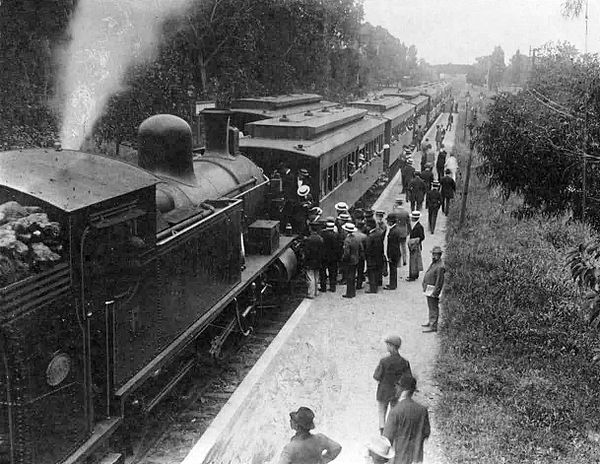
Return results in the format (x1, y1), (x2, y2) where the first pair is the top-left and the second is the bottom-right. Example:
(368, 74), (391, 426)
(421, 246), (445, 333)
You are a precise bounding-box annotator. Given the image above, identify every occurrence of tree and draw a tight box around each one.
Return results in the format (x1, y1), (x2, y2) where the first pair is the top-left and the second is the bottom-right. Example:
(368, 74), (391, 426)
(488, 46), (506, 90)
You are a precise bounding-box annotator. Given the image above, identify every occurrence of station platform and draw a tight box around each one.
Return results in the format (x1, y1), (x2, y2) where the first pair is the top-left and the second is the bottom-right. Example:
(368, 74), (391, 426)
(182, 113), (456, 464)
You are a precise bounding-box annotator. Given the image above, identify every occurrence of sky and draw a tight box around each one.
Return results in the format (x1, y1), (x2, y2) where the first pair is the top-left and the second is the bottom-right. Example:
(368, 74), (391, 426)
(363, 0), (599, 64)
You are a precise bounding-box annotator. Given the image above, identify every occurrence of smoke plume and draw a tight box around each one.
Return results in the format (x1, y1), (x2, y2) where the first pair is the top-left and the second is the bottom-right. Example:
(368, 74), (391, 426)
(58, 0), (192, 150)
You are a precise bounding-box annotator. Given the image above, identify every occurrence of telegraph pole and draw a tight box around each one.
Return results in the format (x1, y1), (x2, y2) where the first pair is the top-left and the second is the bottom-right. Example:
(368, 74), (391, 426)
(459, 95), (473, 229)
(582, 0), (589, 220)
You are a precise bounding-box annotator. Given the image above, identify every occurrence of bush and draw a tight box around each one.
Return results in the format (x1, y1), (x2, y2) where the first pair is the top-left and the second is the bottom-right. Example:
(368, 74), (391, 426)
(435, 147), (600, 463)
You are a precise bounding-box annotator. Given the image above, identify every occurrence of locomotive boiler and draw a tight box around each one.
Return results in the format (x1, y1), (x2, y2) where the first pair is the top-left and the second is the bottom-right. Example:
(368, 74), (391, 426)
(0, 109), (297, 464)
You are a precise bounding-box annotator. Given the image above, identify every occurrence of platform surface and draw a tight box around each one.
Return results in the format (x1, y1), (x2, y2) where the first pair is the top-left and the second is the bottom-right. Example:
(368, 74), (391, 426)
(183, 113), (457, 464)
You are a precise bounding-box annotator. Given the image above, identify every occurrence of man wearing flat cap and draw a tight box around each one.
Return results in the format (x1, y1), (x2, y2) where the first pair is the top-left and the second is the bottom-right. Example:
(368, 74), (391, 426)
(421, 246), (445, 332)
(278, 407), (342, 464)
(373, 335), (412, 435)
(383, 375), (430, 464)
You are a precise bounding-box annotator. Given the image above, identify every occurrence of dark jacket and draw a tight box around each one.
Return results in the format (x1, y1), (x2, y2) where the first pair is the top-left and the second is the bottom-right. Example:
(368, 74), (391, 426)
(422, 259), (445, 299)
(436, 151), (447, 169)
(395, 209), (412, 238)
(319, 229), (343, 264)
(383, 398), (430, 464)
(426, 190), (442, 211)
(303, 232), (324, 270)
(419, 170), (434, 190)
(386, 224), (403, 262)
(365, 228), (385, 268)
(342, 233), (361, 265)
(440, 175), (456, 199)
(278, 432), (342, 464)
(354, 229), (367, 261)
(373, 353), (412, 402)
(409, 222), (425, 249)
(407, 177), (427, 203)
(401, 164), (415, 185)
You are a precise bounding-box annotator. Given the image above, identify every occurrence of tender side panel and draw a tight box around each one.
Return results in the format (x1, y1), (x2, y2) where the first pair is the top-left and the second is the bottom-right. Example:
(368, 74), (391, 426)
(112, 203), (243, 390)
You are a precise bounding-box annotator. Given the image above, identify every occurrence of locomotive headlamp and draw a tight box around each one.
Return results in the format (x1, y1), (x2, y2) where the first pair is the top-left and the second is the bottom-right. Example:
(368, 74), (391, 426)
(46, 353), (71, 386)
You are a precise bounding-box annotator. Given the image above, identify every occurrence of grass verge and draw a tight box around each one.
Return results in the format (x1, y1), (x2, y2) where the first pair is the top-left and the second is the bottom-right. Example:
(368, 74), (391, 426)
(435, 107), (600, 463)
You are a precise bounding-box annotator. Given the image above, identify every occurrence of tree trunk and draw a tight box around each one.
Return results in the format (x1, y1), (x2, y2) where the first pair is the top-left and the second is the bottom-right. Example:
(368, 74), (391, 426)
(199, 53), (208, 99)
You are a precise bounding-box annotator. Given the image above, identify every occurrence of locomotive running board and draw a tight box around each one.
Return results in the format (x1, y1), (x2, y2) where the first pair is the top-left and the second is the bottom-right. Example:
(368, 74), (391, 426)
(61, 417), (122, 464)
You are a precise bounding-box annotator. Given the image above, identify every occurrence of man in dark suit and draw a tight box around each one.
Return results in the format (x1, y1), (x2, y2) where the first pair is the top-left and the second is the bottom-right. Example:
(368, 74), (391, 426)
(354, 220), (368, 289)
(394, 199), (412, 266)
(364, 218), (384, 294)
(383, 375), (430, 464)
(407, 174), (426, 212)
(303, 223), (324, 299)
(419, 165), (434, 191)
(384, 213), (402, 290)
(401, 159), (415, 195)
(319, 220), (342, 292)
(425, 182), (442, 234)
(440, 170), (456, 216)
(341, 223), (361, 298)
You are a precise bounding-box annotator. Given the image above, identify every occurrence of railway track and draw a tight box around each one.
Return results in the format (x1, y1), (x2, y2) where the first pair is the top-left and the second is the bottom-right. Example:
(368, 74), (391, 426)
(128, 287), (306, 464)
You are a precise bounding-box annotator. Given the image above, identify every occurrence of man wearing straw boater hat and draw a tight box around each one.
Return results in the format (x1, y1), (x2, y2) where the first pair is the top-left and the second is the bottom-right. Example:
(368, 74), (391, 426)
(365, 435), (395, 463)
(406, 211), (425, 282)
(341, 222), (360, 298)
(278, 407), (342, 463)
(319, 219), (343, 293)
(292, 184), (313, 235)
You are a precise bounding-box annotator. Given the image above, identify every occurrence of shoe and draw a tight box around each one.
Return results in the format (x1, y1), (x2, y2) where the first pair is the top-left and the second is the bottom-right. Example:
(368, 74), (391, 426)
(342, 294), (354, 298)
(356, 285), (363, 290)
(365, 290), (377, 294)
(421, 323), (430, 327)
(402, 262), (407, 266)
(422, 327), (437, 333)
(319, 288), (327, 293)
(384, 286), (396, 290)
(405, 278), (416, 282)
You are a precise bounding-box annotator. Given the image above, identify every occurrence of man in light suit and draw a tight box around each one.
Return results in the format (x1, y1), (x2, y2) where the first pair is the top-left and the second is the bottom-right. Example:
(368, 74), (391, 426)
(383, 375), (430, 464)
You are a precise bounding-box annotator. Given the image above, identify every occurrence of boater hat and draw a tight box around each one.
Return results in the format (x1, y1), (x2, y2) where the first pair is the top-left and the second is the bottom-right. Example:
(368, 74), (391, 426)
(342, 223), (356, 233)
(411, 211), (421, 220)
(290, 407), (315, 430)
(325, 221), (336, 229)
(432, 181), (440, 188)
(297, 185), (310, 197)
(335, 202), (349, 212)
(309, 206), (323, 216)
(366, 436), (395, 460)
(299, 168), (309, 177)
(432, 246), (443, 255)
(339, 212), (352, 221)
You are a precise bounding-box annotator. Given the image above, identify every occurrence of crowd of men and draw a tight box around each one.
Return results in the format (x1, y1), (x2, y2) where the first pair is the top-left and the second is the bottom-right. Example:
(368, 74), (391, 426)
(277, 110), (458, 464)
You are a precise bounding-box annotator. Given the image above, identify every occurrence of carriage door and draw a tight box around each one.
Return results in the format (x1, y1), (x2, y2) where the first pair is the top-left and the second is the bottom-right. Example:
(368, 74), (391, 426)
(82, 208), (146, 424)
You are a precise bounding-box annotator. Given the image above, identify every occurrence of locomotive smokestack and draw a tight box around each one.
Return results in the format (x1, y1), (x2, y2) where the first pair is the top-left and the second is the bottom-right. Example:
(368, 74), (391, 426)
(202, 109), (233, 157)
(138, 114), (196, 184)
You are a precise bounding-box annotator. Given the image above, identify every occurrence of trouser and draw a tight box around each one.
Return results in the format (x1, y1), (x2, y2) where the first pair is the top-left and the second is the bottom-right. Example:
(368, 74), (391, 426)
(426, 296), (440, 328)
(428, 207), (440, 234)
(319, 262), (337, 291)
(399, 238), (407, 265)
(387, 259), (399, 289)
(356, 257), (365, 288)
(411, 200), (423, 212)
(306, 268), (319, 298)
(377, 400), (397, 429)
(344, 264), (357, 297)
(436, 166), (444, 181)
(367, 267), (380, 292)
(442, 197), (452, 215)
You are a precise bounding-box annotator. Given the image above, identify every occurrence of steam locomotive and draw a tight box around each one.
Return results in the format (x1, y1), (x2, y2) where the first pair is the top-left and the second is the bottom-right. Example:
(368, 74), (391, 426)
(0, 109), (298, 464)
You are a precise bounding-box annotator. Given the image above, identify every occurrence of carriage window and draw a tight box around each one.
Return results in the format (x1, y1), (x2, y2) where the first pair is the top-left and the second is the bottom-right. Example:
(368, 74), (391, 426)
(333, 162), (339, 186)
(342, 158), (347, 179)
(327, 166), (333, 192)
(321, 169), (327, 197)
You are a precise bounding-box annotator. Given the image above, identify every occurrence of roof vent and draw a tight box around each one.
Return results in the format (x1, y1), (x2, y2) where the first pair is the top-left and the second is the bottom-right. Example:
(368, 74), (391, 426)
(296, 144), (305, 151)
(320, 107), (330, 113)
(304, 110), (314, 116)
(279, 114), (289, 122)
